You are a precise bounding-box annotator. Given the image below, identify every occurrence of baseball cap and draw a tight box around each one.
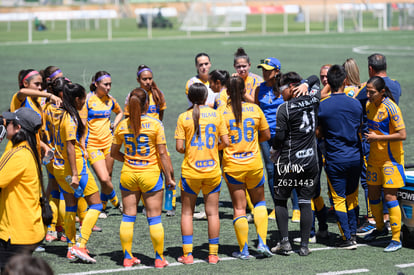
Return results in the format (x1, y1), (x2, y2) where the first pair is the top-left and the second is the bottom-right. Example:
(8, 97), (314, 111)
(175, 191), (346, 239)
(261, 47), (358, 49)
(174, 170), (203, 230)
(3, 107), (42, 134)
(257, 57), (281, 71)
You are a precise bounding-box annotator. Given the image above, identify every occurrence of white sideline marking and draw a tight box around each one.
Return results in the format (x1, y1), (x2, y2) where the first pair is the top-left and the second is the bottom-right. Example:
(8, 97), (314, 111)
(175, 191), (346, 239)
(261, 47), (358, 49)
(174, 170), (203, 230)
(316, 269), (370, 275)
(353, 45), (414, 56)
(58, 241), (389, 275)
(396, 262), (414, 268)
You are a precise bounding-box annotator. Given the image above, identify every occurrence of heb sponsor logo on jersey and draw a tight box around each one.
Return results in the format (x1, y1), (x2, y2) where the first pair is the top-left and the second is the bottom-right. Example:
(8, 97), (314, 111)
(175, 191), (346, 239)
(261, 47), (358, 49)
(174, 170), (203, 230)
(367, 120), (380, 131)
(128, 159), (149, 166)
(295, 148), (314, 159)
(384, 167), (394, 175)
(195, 159), (215, 168)
(233, 152), (253, 159)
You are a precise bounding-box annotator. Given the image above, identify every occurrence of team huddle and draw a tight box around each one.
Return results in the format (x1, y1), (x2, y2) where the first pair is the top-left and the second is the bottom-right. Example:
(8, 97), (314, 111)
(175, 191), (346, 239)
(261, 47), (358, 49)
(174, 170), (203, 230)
(0, 48), (406, 270)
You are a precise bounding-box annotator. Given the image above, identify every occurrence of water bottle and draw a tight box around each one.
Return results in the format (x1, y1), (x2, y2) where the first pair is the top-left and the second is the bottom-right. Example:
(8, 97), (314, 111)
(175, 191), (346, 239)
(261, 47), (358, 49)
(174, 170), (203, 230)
(164, 186), (173, 211)
(66, 175), (83, 198)
(0, 125), (6, 143)
(42, 148), (55, 165)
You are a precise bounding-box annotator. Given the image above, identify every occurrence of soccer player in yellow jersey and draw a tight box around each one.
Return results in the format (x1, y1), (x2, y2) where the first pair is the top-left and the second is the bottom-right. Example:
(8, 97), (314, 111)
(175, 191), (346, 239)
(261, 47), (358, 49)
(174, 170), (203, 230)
(83, 71), (123, 217)
(209, 69), (230, 113)
(222, 76), (272, 259)
(364, 76), (406, 252)
(0, 108), (45, 270)
(175, 83), (229, 265)
(233, 48), (263, 103)
(112, 88), (175, 269)
(53, 83), (102, 263)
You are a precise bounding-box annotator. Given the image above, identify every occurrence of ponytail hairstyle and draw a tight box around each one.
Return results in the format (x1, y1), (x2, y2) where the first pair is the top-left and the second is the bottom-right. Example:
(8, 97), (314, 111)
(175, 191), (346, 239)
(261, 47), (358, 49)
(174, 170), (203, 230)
(90, 71), (111, 92)
(227, 76), (245, 125)
(128, 87), (148, 137)
(50, 77), (70, 98)
(62, 83), (86, 139)
(10, 122), (43, 192)
(18, 69), (40, 89)
(233, 47), (250, 65)
(188, 83), (208, 138)
(137, 64), (166, 110)
(40, 66), (61, 91)
(367, 76), (395, 102)
(209, 69), (230, 88)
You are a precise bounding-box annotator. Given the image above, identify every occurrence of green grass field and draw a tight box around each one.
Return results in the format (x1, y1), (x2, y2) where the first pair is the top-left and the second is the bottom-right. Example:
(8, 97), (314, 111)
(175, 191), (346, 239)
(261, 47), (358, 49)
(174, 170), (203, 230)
(1, 29), (414, 275)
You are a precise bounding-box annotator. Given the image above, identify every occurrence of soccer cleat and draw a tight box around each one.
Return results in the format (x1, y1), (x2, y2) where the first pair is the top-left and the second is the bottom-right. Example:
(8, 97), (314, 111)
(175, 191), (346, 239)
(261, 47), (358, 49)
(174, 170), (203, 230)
(232, 251), (253, 260)
(67, 248), (77, 261)
(208, 255), (220, 264)
(193, 211), (207, 220)
(98, 211), (108, 219)
(178, 254), (194, 264)
(293, 235), (316, 244)
(356, 221), (376, 236)
(154, 258), (169, 268)
(46, 231), (58, 242)
(268, 209), (276, 220)
(58, 232), (67, 242)
(92, 225), (102, 232)
(271, 240), (292, 255)
(123, 257), (141, 267)
(117, 202), (124, 214)
(299, 246), (311, 256)
(385, 220), (391, 232)
(384, 240), (402, 252)
(246, 214), (254, 223)
(364, 227), (389, 241)
(351, 235), (357, 246)
(257, 244), (274, 257)
(336, 239), (357, 250)
(71, 245), (96, 263)
(34, 246), (45, 252)
(166, 207), (176, 217)
(291, 209), (300, 223)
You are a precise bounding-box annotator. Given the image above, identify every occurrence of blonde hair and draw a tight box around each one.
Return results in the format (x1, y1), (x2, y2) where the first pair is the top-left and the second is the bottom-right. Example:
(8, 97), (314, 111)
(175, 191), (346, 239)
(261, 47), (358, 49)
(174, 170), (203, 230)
(343, 58), (360, 87)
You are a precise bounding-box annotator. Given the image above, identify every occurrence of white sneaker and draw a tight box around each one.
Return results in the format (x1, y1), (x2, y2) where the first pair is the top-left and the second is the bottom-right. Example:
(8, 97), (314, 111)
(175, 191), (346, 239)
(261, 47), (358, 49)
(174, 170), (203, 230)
(98, 211), (108, 219)
(293, 235), (316, 244)
(193, 211), (207, 220)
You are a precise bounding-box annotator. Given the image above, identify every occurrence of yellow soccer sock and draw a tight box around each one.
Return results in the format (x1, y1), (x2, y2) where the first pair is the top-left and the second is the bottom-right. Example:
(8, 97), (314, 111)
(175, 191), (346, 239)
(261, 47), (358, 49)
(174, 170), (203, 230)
(64, 206), (77, 246)
(49, 193), (59, 231)
(209, 237), (219, 256)
(78, 204), (102, 248)
(120, 215), (136, 259)
(233, 216), (249, 252)
(253, 202), (268, 246)
(370, 199), (385, 230)
(182, 235), (193, 257)
(386, 200), (402, 242)
(77, 197), (88, 222)
(57, 194), (66, 227)
(148, 216), (164, 260)
(107, 190), (120, 208)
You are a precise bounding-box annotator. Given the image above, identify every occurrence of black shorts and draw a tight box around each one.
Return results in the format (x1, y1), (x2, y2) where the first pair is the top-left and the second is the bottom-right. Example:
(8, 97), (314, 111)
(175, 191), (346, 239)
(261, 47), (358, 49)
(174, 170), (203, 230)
(0, 239), (41, 269)
(273, 164), (318, 201)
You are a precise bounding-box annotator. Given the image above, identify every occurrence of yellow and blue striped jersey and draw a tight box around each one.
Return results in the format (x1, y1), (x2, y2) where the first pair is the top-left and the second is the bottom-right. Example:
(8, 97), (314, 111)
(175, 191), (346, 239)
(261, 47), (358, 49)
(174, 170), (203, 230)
(84, 93), (122, 149)
(124, 90), (167, 120)
(113, 116), (166, 173)
(222, 102), (269, 172)
(175, 106), (228, 179)
(366, 97), (405, 166)
(245, 72), (263, 97)
(53, 112), (85, 171)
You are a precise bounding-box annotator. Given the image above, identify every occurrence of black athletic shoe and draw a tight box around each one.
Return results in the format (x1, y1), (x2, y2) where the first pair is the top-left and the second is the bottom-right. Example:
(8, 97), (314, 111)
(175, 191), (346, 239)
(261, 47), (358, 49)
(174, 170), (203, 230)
(299, 246), (311, 256)
(336, 239), (357, 250)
